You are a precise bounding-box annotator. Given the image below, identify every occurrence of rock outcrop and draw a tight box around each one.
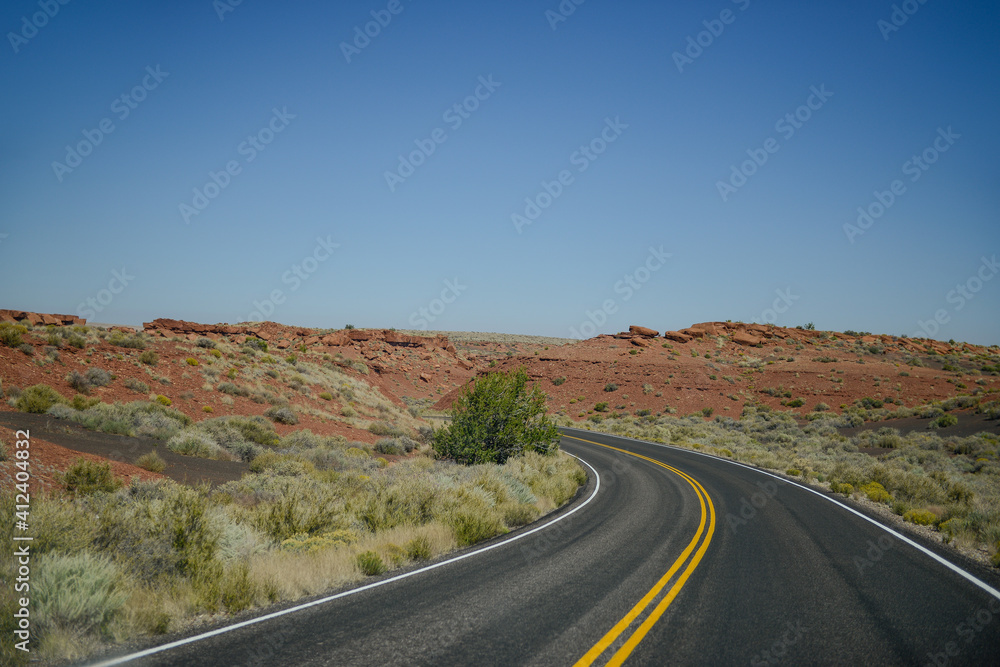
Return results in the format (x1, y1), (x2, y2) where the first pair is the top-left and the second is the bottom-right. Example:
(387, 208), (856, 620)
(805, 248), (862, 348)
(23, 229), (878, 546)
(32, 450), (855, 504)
(142, 318), (458, 353)
(0, 310), (84, 326)
(628, 325), (659, 338)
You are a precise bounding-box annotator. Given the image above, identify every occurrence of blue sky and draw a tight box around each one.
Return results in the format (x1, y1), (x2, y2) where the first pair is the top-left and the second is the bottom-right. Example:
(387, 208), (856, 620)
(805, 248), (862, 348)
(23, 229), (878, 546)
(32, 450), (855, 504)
(2, 1), (998, 344)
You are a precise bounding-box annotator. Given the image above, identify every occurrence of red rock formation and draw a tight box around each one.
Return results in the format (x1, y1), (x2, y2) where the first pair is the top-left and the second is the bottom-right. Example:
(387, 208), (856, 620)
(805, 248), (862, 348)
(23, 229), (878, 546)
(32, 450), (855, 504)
(663, 331), (692, 343)
(629, 325), (659, 338)
(732, 332), (762, 346)
(0, 310), (84, 326)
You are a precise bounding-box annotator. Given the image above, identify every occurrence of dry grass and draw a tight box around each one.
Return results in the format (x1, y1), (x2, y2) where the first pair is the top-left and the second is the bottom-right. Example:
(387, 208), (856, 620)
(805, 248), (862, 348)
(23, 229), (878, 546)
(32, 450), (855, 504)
(254, 523), (455, 601)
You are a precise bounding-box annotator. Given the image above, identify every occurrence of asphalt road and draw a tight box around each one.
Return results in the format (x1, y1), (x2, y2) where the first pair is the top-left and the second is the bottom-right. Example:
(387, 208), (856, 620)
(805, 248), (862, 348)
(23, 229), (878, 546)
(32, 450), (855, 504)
(90, 429), (1000, 666)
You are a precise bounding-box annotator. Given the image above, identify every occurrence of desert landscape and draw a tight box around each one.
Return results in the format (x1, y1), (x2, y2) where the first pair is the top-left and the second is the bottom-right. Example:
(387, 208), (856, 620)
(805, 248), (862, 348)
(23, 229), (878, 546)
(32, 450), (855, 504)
(1, 311), (999, 663)
(2, 311), (998, 487)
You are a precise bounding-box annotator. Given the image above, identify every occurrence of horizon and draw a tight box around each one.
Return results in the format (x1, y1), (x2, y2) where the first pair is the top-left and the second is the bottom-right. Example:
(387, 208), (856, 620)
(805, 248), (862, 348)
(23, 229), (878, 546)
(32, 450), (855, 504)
(2, 1), (998, 346)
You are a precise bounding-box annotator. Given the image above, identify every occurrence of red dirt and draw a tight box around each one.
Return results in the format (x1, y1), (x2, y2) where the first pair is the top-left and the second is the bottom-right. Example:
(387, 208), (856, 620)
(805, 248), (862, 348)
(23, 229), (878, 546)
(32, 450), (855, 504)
(436, 322), (1000, 421)
(0, 423), (163, 494)
(2, 316), (997, 484)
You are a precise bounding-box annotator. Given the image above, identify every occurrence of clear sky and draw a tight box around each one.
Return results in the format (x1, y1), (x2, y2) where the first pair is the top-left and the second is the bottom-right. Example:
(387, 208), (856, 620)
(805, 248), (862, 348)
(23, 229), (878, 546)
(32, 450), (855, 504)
(2, 1), (998, 345)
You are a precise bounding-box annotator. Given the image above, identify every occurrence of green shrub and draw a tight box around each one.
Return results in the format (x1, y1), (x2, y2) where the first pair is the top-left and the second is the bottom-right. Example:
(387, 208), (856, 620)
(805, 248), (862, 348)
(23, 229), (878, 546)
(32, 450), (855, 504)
(449, 509), (505, 546)
(155, 394), (172, 407)
(434, 367), (558, 465)
(604, 383), (618, 392)
(368, 421), (404, 437)
(903, 509), (937, 526)
(405, 536), (432, 561)
(829, 482), (854, 496)
(51, 400), (191, 440)
(139, 350), (158, 365)
(136, 451), (166, 473)
(124, 377), (149, 393)
(62, 458), (122, 496)
(930, 414), (958, 429)
(280, 530), (357, 554)
(219, 562), (264, 613)
(71, 394), (101, 411)
(67, 370), (92, 393)
(786, 468), (802, 476)
(67, 333), (86, 349)
(553, 377), (566, 386)
(217, 382), (250, 397)
(701, 407), (714, 418)
(195, 337), (216, 349)
(860, 481), (891, 504)
(167, 431), (225, 459)
(594, 402), (609, 412)
(857, 397), (884, 409)
(15, 384), (65, 413)
(814, 402), (830, 412)
(265, 406), (299, 425)
(0, 322), (27, 347)
(166, 487), (220, 578)
(356, 551), (387, 576)
(245, 337), (268, 351)
(374, 438), (404, 455)
(87, 368), (113, 387)
(109, 331), (146, 349)
(319, 391), (333, 400)
(34, 552), (126, 638)
(785, 398), (805, 408)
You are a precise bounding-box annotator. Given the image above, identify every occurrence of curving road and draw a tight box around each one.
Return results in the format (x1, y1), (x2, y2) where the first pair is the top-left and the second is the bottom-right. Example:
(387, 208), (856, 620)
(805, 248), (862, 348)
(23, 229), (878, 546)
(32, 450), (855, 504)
(90, 429), (1000, 666)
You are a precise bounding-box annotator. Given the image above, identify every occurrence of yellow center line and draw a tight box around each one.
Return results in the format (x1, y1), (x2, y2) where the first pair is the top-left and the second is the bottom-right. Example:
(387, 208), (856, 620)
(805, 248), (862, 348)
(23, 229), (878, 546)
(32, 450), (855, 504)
(563, 435), (716, 666)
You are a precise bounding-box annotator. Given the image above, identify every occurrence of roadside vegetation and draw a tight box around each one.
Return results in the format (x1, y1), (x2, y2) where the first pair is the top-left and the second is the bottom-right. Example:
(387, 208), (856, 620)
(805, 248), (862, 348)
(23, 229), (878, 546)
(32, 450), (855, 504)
(576, 396), (1000, 567)
(0, 368), (583, 664)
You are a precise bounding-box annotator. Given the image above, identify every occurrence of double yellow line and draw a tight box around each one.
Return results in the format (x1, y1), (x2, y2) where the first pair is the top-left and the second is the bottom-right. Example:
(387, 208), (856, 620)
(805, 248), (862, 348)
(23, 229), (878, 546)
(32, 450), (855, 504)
(564, 435), (716, 667)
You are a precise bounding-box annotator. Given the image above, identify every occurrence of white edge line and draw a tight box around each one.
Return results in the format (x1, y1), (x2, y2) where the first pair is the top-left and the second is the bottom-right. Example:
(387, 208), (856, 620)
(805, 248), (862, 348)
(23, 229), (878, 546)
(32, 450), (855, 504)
(87, 453), (601, 667)
(562, 426), (1000, 603)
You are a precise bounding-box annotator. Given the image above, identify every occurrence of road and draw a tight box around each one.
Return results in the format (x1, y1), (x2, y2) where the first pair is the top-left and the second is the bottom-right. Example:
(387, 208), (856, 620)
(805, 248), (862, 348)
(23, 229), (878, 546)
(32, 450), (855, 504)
(91, 428), (1000, 666)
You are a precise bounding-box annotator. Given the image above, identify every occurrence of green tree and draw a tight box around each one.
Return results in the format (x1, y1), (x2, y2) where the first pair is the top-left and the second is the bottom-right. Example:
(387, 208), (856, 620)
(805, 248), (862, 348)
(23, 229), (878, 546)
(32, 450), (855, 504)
(434, 367), (559, 464)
